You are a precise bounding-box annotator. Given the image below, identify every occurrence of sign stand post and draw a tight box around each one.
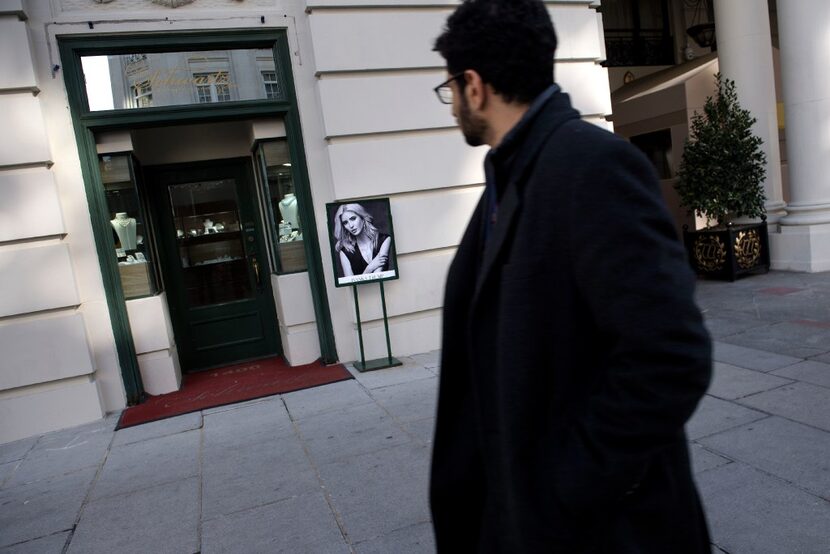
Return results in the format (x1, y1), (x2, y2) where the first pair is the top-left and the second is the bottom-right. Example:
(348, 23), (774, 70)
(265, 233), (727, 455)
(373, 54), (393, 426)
(352, 282), (402, 372)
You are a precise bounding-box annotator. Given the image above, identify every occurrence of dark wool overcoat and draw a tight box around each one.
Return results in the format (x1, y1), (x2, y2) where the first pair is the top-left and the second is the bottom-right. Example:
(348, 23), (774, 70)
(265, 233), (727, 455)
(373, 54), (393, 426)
(430, 90), (713, 553)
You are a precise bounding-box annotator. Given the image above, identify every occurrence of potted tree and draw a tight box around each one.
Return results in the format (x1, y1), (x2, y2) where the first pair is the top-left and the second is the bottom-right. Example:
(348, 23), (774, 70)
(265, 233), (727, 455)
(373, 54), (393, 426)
(676, 73), (770, 281)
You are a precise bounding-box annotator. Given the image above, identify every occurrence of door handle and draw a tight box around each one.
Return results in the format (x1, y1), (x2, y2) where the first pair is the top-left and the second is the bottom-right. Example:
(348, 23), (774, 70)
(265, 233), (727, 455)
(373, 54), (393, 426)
(252, 256), (261, 287)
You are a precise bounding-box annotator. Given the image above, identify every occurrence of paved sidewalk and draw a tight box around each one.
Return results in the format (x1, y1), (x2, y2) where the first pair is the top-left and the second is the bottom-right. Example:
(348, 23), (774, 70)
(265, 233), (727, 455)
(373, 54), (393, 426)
(1, 270), (829, 553)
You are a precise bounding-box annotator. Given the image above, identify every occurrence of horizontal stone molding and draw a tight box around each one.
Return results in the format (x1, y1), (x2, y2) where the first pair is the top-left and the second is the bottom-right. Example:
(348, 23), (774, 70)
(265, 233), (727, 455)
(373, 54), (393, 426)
(0, 313), (95, 391)
(0, 169), (65, 243)
(310, 5), (602, 74)
(0, 378), (103, 444)
(328, 129), (485, 198)
(0, 243), (80, 318)
(0, 17), (37, 91)
(389, 186), (481, 254)
(318, 62), (609, 137)
(0, 94), (51, 168)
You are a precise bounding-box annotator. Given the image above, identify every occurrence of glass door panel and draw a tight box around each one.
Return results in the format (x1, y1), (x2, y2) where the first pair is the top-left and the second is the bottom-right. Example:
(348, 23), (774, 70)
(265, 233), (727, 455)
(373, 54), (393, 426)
(168, 179), (251, 307)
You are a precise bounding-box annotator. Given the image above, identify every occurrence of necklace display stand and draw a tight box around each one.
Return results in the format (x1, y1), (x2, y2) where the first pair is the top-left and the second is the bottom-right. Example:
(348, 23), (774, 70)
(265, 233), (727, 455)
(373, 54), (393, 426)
(111, 212), (137, 250)
(351, 281), (402, 372)
(279, 193), (299, 230)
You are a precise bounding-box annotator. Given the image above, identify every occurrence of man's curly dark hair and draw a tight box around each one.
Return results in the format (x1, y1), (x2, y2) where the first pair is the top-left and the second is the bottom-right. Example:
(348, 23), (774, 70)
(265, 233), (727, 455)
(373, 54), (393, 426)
(434, 0), (558, 104)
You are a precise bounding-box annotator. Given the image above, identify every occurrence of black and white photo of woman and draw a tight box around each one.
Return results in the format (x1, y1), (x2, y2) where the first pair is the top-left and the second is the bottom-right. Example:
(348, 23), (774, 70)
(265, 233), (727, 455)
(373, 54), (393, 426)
(333, 203), (393, 279)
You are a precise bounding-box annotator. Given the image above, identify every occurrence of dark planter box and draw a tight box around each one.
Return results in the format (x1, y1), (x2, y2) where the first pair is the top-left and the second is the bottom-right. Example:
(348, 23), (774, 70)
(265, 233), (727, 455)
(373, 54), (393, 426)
(682, 221), (770, 281)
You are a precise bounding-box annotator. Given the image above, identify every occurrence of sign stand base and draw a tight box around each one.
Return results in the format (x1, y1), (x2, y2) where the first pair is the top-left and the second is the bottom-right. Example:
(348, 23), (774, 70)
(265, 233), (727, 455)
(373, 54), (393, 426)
(351, 281), (402, 373)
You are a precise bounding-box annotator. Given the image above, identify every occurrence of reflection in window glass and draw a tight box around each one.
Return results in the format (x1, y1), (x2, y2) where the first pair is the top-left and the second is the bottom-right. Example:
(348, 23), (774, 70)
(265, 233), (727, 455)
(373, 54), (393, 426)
(194, 71), (231, 103)
(82, 48), (282, 111)
(99, 154), (158, 299)
(262, 71), (280, 99)
(256, 140), (308, 274)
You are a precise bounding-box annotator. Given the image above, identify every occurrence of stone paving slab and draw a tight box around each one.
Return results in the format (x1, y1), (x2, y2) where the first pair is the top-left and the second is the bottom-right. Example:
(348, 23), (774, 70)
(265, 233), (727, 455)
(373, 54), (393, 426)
(8, 424), (112, 487)
(811, 351), (830, 365)
(347, 361), (437, 390)
(771, 359), (830, 388)
(707, 362), (793, 400)
(316, 442), (431, 545)
(738, 382), (830, 432)
(370, 376), (438, 424)
(202, 397), (294, 446)
(91, 429), (200, 500)
(702, 316), (771, 340)
(697, 462), (830, 554)
(686, 395), (769, 440)
(720, 321), (830, 359)
(294, 402), (409, 465)
(201, 492), (348, 554)
(0, 531), (69, 554)
(409, 351), (441, 370)
(353, 522), (436, 554)
(282, 379), (374, 421)
(0, 462), (18, 488)
(0, 437), (36, 466)
(201, 395), (273, 415)
(0, 467), (97, 548)
(401, 417), (436, 447)
(699, 416), (830, 499)
(112, 412), (202, 447)
(202, 433), (319, 520)
(69, 477), (200, 554)
(688, 443), (732, 474)
(712, 342), (802, 373)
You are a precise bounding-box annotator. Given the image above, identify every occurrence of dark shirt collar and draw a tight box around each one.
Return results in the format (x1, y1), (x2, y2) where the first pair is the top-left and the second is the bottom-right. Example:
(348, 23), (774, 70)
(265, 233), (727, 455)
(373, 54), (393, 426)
(487, 83), (560, 164)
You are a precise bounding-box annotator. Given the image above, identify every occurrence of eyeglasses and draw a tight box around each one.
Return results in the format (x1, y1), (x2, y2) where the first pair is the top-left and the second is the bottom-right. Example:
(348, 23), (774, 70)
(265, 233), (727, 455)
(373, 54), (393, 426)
(433, 72), (465, 104)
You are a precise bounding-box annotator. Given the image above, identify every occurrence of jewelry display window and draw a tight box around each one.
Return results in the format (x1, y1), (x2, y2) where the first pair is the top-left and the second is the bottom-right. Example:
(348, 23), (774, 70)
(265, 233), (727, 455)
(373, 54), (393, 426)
(99, 154), (159, 299)
(255, 139), (308, 274)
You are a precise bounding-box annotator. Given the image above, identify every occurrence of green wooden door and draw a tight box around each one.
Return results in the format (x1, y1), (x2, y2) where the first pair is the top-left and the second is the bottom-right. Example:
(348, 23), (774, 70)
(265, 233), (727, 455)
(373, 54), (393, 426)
(147, 158), (281, 372)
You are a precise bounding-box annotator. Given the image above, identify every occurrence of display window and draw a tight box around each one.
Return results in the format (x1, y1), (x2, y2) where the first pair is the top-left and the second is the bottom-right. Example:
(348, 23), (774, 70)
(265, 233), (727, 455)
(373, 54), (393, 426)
(99, 154), (159, 299)
(255, 139), (308, 274)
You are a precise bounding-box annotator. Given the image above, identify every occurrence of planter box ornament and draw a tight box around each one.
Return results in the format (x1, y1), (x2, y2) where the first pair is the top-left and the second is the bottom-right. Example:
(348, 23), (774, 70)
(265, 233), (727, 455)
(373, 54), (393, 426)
(683, 220), (770, 281)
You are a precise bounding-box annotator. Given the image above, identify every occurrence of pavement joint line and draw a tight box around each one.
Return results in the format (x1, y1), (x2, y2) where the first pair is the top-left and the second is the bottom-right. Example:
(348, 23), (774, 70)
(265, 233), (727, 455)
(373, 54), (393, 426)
(113, 415), (205, 448)
(87, 471), (202, 504)
(709, 405), (830, 444)
(0, 528), (73, 551)
(690, 409), (771, 442)
(0, 460), (20, 489)
(350, 518), (434, 547)
(703, 456), (830, 505)
(280, 396), (355, 553)
(196, 414), (205, 554)
(200, 492), (302, 523)
(61, 422), (118, 554)
(707, 378), (797, 401)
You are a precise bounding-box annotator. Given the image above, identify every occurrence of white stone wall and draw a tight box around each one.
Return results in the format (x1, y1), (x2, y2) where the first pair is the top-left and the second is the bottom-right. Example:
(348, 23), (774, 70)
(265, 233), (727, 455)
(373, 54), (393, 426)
(306, 0), (611, 361)
(0, 0), (611, 442)
(0, 1), (106, 444)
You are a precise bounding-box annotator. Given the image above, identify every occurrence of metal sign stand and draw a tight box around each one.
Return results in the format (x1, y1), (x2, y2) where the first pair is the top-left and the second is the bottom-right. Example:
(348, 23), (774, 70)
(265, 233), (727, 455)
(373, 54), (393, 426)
(352, 281), (402, 372)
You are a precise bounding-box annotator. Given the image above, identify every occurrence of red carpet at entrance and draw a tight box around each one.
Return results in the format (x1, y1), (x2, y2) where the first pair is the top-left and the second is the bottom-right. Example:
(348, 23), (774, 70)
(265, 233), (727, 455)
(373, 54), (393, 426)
(117, 357), (352, 429)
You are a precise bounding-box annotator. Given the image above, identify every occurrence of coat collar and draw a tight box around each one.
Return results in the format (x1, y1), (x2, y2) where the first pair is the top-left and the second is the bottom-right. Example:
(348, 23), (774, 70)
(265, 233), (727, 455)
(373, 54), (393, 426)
(471, 87), (581, 308)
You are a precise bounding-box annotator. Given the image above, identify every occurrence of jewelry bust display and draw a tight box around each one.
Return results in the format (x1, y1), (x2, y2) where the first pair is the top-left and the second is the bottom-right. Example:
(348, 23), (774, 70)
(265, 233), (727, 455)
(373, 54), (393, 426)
(279, 193), (299, 230)
(110, 212), (137, 250)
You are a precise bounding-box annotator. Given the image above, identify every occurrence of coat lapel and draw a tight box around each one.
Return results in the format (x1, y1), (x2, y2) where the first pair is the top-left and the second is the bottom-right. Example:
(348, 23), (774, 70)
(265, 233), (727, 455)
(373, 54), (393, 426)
(469, 90), (581, 310)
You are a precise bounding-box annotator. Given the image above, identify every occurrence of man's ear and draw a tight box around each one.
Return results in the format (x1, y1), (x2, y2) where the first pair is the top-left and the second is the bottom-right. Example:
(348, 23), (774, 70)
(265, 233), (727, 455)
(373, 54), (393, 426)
(462, 69), (488, 111)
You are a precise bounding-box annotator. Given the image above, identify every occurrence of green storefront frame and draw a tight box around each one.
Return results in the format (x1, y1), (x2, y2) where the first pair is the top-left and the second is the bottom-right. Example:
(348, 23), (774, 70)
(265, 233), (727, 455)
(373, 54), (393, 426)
(58, 29), (337, 404)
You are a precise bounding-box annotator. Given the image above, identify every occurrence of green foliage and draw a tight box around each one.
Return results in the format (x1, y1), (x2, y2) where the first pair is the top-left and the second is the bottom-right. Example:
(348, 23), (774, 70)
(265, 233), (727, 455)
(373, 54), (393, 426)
(676, 74), (767, 227)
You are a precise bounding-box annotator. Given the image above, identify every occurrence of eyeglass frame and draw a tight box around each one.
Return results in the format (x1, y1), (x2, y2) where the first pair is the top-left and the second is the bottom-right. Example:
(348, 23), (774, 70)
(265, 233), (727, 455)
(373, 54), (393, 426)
(433, 72), (466, 104)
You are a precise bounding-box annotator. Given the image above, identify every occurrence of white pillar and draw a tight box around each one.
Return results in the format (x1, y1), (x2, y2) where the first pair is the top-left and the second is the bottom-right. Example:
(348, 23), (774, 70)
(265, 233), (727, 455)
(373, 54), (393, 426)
(772, 0), (830, 271)
(713, 0), (786, 223)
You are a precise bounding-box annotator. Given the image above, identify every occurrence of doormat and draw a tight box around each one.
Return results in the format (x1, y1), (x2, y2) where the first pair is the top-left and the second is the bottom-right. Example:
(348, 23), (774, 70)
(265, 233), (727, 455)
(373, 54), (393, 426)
(116, 357), (352, 429)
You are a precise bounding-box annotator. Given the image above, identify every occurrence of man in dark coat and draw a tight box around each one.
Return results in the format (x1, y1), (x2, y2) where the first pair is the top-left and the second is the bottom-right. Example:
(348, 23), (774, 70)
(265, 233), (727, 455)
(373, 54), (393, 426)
(429, 1), (713, 552)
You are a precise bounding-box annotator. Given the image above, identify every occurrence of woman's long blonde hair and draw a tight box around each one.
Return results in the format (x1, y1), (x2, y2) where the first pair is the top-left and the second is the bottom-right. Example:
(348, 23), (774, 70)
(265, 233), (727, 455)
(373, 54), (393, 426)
(333, 203), (380, 254)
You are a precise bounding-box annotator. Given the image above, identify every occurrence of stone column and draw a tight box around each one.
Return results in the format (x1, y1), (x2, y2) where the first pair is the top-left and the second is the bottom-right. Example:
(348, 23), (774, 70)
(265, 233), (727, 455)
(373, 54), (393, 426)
(774, 0), (830, 270)
(713, 0), (787, 223)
